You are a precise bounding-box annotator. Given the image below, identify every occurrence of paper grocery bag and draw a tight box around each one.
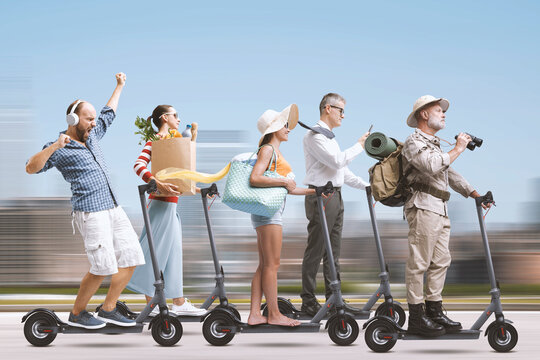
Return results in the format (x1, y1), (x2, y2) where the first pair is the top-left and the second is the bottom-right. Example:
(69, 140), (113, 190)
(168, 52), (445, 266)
(151, 137), (197, 195)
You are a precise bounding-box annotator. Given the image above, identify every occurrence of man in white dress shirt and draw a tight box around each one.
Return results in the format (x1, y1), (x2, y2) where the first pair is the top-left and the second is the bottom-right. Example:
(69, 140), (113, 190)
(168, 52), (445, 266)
(300, 93), (370, 316)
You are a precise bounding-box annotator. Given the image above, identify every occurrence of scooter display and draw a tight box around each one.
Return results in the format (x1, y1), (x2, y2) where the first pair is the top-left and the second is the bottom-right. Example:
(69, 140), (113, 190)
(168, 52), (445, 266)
(260, 186), (405, 325)
(22, 180), (183, 346)
(363, 191), (518, 352)
(201, 182), (359, 346)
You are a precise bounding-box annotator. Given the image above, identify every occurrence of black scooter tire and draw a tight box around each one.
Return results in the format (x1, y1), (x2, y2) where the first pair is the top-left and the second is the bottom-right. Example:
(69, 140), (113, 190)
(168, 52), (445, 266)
(375, 303), (406, 327)
(261, 297), (296, 318)
(487, 322), (518, 352)
(151, 315), (183, 346)
(202, 312), (235, 346)
(364, 318), (397, 352)
(23, 312), (57, 346)
(327, 315), (359, 346)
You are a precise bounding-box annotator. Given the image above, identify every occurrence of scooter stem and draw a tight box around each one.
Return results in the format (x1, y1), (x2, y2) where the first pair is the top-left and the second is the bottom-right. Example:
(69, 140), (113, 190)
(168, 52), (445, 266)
(138, 180), (162, 282)
(475, 191), (498, 290)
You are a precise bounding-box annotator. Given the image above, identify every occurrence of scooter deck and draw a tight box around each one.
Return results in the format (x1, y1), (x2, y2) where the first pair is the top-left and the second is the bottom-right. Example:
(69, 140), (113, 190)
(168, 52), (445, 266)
(236, 322), (321, 333)
(60, 323), (144, 334)
(175, 313), (209, 322)
(402, 329), (481, 340)
(290, 310), (370, 320)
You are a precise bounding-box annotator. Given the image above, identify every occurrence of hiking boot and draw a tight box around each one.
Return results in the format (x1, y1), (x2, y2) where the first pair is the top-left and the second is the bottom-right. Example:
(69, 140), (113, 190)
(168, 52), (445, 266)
(68, 310), (106, 329)
(171, 299), (206, 316)
(425, 300), (462, 332)
(97, 307), (137, 327)
(301, 300), (322, 317)
(407, 303), (445, 337)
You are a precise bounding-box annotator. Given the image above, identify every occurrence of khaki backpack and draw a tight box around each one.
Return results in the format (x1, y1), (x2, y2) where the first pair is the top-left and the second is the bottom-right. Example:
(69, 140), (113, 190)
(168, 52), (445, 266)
(368, 139), (411, 207)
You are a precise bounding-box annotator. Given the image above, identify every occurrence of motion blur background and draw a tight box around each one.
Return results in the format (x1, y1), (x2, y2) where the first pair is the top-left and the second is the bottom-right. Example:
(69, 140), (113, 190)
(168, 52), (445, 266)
(1, 0), (539, 299)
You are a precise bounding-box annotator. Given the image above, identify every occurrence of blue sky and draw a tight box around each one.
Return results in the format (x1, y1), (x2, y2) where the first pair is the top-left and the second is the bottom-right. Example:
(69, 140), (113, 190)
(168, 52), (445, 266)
(1, 0), (539, 223)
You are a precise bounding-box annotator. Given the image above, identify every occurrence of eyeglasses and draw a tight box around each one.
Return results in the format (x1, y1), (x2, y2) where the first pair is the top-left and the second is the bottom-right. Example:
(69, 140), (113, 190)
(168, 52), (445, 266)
(284, 122), (289, 129)
(160, 112), (178, 119)
(329, 105), (345, 115)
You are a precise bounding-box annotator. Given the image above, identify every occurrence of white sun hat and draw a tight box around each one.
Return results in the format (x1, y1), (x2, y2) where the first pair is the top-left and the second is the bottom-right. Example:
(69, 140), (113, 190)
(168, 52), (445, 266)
(257, 104), (299, 136)
(406, 95), (450, 128)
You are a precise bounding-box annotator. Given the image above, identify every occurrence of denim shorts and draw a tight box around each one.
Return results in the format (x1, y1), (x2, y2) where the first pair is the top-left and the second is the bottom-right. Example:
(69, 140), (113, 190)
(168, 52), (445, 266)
(251, 198), (286, 229)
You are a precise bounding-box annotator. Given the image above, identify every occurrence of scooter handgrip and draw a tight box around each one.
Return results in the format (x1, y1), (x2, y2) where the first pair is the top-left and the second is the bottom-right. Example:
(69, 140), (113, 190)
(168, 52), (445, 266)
(315, 181), (334, 196)
(476, 190), (494, 206)
(201, 183), (219, 198)
(138, 179), (158, 195)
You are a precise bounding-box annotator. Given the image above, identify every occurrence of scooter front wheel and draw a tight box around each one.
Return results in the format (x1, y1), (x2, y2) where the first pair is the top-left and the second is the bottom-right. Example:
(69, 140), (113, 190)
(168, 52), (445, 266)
(151, 315), (183, 346)
(375, 303), (406, 327)
(23, 312), (57, 346)
(487, 322), (518, 352)
(327, 315), (359, 346)
(203, 312), (235, 346)
(364, 318), (397, 352)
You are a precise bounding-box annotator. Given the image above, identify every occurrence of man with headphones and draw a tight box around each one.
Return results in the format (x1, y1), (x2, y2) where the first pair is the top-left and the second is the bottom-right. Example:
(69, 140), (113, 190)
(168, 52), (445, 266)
(26, 73), (145, 329)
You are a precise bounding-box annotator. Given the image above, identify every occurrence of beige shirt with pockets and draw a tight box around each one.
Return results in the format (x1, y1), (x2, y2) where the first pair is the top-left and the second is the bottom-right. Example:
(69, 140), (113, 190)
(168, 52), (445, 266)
(402, 129), (474, 216)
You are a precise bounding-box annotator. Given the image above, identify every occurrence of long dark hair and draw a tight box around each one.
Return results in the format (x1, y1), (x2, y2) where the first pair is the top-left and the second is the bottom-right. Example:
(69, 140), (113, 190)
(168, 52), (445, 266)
(148, 104), (173, 129)
(134, 104), (174, 144)
(258, 133), (273, 148)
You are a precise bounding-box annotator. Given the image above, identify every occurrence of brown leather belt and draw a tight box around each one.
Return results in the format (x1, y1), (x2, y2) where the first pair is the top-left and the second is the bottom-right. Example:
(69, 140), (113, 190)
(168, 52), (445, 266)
(411, 183), (450, 201)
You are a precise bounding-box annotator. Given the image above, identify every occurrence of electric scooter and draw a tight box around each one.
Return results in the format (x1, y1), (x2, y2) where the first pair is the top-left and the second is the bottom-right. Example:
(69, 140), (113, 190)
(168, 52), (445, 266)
(363, 191), (518, 352)
(261, 186), (405, 325)
(22, 180), (183, 346)
(96, 183), (240, 323)
(201, 182), (359, 346)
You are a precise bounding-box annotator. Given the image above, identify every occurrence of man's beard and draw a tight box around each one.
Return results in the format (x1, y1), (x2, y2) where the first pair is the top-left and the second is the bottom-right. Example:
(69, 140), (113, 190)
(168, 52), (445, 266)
(76, 126), (90, 142)
(427, 115), (445, 131)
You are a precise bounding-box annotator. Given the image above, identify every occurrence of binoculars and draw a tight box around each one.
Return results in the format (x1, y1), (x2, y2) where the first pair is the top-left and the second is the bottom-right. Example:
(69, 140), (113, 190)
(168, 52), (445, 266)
(455, 132), (483, 151)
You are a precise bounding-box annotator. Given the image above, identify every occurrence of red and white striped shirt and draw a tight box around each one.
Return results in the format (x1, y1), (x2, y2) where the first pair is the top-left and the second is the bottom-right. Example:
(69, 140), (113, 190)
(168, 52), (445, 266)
(134, 141), (178, 203)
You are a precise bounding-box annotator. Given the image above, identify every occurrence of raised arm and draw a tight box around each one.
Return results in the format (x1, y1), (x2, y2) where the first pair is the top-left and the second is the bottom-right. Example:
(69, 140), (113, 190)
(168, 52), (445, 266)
(105, 73), (126, 112)
(25, 134), (70, 174)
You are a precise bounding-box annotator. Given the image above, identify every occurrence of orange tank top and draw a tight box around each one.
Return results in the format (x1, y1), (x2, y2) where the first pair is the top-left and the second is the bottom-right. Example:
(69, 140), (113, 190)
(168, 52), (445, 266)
(269, 154), (293, 177)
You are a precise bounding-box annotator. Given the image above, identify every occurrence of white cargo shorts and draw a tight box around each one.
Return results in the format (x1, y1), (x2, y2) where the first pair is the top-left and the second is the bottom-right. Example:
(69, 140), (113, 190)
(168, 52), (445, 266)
(74, 206), (145, 276)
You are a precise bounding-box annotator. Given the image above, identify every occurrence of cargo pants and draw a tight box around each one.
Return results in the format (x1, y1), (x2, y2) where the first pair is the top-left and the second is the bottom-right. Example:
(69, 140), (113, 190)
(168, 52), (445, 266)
(404, 206), (452, 304)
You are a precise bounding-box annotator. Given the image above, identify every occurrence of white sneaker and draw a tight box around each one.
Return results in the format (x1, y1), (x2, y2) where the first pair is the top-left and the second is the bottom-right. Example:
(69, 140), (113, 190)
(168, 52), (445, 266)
(171, 299), (207, 316)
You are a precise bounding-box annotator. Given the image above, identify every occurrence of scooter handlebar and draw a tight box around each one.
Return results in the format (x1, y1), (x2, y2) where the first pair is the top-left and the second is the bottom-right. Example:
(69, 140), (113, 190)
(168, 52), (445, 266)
(138, 179), (158, 196)
(475, 191), (494, 207)
(201, 183), (219, 198)
(315, 181), (334, 196)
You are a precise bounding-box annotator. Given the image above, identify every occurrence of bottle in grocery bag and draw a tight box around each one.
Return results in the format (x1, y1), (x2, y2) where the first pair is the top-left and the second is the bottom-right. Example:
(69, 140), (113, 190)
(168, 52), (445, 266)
(181, 124), (192, 139)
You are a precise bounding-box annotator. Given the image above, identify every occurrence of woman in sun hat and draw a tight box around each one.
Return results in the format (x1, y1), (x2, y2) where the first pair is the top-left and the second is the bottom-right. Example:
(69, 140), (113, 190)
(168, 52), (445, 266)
(247, 104), (315, 327)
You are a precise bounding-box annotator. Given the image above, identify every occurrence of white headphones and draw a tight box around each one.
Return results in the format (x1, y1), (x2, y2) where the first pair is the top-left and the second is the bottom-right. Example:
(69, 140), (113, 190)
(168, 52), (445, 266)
(66, 100), (83, 126)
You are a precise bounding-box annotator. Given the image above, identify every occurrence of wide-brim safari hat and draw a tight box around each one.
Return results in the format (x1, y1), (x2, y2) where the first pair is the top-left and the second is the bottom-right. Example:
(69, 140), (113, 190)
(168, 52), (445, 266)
(406, 95), (449, 127)
(257, 104), (299, 136)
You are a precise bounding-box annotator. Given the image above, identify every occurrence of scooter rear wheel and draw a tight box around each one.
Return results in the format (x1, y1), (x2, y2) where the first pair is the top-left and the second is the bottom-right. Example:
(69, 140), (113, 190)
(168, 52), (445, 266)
(203, 312), (235, 346)
(327, 315), (359, 346)
(261, 297), (296, 318)
(151, 315), (183, 346)
(364, 318), (397, 352)
(487, 322), (518, 352)
(23, 312), (57, 346)
(375, 303), (406, 327)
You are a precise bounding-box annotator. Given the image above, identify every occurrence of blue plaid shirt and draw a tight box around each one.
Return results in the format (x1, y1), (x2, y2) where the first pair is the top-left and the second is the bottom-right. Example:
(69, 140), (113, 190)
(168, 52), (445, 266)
(36, 106), (119, 212)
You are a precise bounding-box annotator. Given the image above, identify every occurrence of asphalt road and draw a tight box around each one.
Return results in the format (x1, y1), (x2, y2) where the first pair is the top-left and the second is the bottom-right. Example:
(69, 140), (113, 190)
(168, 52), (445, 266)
(2, 311), (535, 359)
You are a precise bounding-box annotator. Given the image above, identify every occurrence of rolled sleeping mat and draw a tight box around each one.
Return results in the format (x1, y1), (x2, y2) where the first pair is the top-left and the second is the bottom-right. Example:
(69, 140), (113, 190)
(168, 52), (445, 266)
(365, 132), (398, 160)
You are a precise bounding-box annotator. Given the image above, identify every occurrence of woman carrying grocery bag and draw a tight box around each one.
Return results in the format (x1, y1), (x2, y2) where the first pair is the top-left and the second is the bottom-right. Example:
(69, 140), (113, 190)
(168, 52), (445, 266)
(126, 104), (206, 316)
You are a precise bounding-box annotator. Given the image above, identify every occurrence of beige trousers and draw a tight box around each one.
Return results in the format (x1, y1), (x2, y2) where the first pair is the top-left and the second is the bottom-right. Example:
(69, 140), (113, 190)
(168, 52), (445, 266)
(404, 206), (451, 304)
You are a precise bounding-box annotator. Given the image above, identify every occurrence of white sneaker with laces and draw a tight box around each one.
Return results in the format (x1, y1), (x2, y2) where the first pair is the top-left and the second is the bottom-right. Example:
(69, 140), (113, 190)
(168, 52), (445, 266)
(171, 299), (206, 316)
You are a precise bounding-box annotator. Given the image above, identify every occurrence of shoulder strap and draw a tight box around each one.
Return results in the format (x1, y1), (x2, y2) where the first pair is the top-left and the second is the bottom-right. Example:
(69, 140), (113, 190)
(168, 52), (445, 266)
(248, 144), (278, 172)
